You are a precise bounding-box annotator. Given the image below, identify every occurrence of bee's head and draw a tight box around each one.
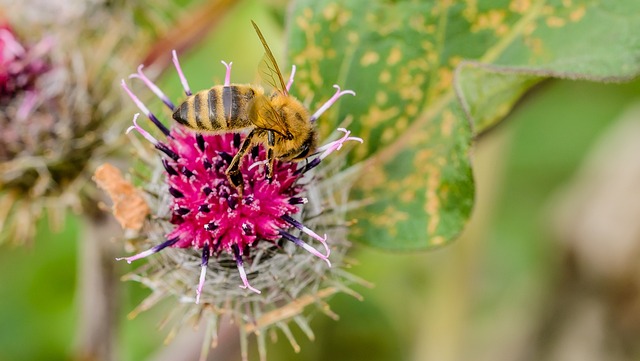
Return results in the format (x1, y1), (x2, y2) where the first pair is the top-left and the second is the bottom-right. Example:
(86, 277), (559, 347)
(289, 130), (318, 162)
(273, 125), (317, 162)
(270, 94), (317, 162)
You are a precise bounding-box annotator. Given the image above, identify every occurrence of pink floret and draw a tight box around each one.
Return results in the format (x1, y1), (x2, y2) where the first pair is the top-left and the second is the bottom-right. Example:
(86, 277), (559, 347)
(164, 130), (301, 254)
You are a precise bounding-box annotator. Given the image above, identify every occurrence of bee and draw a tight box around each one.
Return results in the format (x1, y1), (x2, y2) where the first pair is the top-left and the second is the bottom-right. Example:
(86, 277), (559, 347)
(172, 21), (316, 194)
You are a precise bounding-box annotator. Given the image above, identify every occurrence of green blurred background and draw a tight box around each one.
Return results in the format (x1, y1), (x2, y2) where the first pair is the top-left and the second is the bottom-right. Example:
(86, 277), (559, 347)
(2, 0), (640, 360)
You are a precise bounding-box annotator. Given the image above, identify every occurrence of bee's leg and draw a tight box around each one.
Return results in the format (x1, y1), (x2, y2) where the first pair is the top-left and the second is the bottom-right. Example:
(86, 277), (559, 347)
(221, 61), (233, 86)
(266, 130), (275, 182)
(227, 130), (257, 195)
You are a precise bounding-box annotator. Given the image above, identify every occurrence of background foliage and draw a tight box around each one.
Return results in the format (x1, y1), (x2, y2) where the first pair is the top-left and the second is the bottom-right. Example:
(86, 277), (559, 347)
(1, 0), (639, 360)
(288, 0), (640, 250)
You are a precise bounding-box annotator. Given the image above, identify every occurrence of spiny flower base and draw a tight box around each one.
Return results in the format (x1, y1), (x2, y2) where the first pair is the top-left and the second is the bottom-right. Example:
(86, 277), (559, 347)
(123, 217), (368, 361)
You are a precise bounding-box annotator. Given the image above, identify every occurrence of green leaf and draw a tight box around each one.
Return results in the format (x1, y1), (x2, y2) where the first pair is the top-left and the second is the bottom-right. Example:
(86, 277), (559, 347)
(287, 0), (640, 250)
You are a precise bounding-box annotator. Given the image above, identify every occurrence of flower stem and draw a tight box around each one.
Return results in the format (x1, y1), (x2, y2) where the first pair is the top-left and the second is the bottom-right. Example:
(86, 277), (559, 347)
(75, 212), (122, 361)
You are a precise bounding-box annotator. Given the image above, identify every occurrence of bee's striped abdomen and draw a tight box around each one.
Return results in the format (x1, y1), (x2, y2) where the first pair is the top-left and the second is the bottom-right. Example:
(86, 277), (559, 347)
(172, 85), (257, 132)
(207, 88), (218, 122)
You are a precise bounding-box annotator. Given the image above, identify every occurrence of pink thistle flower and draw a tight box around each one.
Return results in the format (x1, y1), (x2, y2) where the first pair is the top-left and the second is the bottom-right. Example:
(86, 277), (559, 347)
(118, 51), (361, 302)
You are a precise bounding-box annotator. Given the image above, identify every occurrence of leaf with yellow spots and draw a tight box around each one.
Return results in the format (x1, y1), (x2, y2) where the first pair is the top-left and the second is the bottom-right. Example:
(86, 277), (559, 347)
(287, 0), (640, 250)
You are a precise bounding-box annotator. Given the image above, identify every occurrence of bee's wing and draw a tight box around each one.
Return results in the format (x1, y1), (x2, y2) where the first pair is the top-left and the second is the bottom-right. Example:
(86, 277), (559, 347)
(252, 20), (288, 95)
(251, 94), (292, 138)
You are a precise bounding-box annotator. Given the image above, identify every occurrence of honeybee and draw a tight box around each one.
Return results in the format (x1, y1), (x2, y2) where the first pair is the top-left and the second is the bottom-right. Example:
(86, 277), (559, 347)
(172, 21), (316, 194)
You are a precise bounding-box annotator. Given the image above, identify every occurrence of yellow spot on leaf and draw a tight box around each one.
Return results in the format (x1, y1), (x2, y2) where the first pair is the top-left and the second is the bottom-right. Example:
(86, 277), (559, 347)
(354, 138), (370, 160)
(365, 13), (376, 23)
(569, 5), (586, 22)
(523, 21), (537, 35)
(509, 0), (531, 14)
(379, 70), (391, 83)
(396, 116), (409, 132)
(294, 18), (324, 87)
(546, 16), (565, 28)
(400, 82), (424, 102)
(400, 187), (415, 204)
(398, 69), (425, 101)
(463, 0), (478, 20)
(397, 173), (422, 204)
(431, 0), (453, 16)
(370, 206), (409, 237)
(303, 7), (313, 19)
(426, 51), (438, 65)
(322, 2), (338, 20)
(387, 47), (402, 65)
(431, 236), (445, 246)
(348, 31), (359, 44)
(433, 67), (453, 96)
(381, 127), (395, 143)
(336, 8), (352, 26)
(441, 109), (455, 137)
(406, 103), (419, 116)
(411, 58), (430, 72)
(409, 14), (427, 32)
(449, 56), (463, 67)
(360, 51), (380, 66)
(407, 127), (431, 148)
(324, 2), (351, 28)
(472, 10), (509, 36)
(358, 163), (387, 192)
(414, 149), (434, 167)
(495, 103), (511, 119)
(424, 166), (441, 235)
(361, 105), (401, 128)
(524, 36), (544, 56)
(375, 90), (388, 104)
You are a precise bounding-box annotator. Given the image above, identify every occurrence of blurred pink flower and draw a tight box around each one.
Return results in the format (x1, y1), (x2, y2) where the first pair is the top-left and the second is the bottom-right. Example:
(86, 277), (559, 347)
(0, 23), (51, 105)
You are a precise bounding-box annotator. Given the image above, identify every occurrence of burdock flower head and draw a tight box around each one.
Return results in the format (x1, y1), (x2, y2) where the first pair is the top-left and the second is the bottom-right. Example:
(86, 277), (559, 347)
(105, 50), (366, 359)
(0, 1), (170, 244)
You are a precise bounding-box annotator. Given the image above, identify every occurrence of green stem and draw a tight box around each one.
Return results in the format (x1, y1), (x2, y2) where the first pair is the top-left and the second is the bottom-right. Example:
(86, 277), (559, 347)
(75, 212), (121, 361)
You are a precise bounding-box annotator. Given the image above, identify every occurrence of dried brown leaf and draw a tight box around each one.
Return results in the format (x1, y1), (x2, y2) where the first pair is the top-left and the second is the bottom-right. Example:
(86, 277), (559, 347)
(94, 163), (149, 231)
